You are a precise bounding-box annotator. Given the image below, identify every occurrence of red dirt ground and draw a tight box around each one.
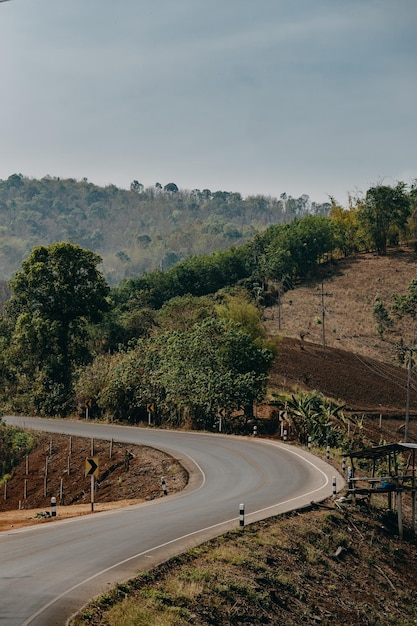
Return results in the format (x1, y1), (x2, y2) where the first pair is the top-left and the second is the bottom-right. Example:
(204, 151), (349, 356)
(269, 336), (417, 417)
(0, 435), (188, 531)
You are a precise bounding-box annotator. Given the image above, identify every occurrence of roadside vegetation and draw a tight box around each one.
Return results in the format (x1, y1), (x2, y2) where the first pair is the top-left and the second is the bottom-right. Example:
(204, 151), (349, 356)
(71, 503), (417, 626)
(0, 178), (417, 625)
(0, 419), (38, 486)
(0, 178), (415, 423)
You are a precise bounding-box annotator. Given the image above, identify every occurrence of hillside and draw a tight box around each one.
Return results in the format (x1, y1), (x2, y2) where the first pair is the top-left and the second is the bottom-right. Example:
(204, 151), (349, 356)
(2, 247), (417, 625)
(0, 175), (330, 285)
(264, 247), (417, 419)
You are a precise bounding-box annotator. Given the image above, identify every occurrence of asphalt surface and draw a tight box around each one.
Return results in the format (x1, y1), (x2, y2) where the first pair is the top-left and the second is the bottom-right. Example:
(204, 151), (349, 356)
(2, 416), (344, 625)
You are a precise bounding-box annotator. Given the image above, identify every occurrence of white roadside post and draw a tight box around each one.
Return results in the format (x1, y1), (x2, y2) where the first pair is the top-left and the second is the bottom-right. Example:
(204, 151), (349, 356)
(239, 503), (245, 528)
(51, 496), (57, 517)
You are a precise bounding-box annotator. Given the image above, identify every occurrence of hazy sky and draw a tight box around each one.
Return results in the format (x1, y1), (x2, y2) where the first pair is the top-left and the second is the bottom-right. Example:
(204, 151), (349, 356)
(1, 0), (416, 204)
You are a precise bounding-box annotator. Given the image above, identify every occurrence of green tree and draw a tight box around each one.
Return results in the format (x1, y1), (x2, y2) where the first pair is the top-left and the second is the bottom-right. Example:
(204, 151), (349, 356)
(358, 183), (410, 255)
(153, 318), (273, 428)
(372, 296), (393, 338)
(329, 200), (360, 256)
(392, 277), (417, 323)
(164, 182), (179, 193)
(260, 216), (335, 282)
(7, 242), (109, 414)
(90, 318), (273, 428)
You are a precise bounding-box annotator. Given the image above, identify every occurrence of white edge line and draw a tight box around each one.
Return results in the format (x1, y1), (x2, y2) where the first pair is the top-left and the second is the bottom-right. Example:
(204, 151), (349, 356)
(23, 440), (338, 626)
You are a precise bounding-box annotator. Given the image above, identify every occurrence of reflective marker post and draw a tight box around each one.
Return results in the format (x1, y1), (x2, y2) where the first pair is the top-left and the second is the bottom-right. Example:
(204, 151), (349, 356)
(239, 503), (245, 528)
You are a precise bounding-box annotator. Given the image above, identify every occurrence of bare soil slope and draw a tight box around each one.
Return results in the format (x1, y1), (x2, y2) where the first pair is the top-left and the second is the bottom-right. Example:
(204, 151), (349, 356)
(269, 336), (417, 416)
(0, 434), (188, 531)
(264, 247), (417, 420)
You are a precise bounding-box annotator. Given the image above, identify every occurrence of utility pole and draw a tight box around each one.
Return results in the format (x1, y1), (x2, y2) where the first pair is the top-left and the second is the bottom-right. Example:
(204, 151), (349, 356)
(397, 328), (416, 443)
(312, 281), (333, 350)
(321, 282), (326, 350)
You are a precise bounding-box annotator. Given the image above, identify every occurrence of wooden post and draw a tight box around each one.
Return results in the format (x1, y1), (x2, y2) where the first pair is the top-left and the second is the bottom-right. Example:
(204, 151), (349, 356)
(25, 454), (29, 475)
(397, 491), (403, 540)
(109, 438), (113, 459)
(413, 449), (416, 535)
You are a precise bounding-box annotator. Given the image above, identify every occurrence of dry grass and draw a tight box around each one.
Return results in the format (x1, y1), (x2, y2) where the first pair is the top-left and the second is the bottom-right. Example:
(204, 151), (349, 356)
(265, 248), (417, 364)
(71, 508), (417, 626)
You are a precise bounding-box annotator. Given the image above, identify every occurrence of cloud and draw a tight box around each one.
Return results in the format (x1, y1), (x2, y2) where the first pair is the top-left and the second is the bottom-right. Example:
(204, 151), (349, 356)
(0, 0), (415, 203)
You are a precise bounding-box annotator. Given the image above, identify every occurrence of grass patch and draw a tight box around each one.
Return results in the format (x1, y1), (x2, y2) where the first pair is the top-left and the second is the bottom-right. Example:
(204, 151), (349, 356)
(70, 502), (417, 626)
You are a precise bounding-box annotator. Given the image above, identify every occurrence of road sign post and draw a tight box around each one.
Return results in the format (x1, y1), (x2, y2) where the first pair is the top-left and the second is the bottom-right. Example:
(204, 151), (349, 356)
(85, 399), (92, 420)
(85, 457), (99, 512)
(218, 408), (226, 432)
(147, 403), (155, 426)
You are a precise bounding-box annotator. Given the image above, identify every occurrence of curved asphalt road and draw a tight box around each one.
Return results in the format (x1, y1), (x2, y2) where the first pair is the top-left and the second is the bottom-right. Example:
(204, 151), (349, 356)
(2, 416), (344, 625)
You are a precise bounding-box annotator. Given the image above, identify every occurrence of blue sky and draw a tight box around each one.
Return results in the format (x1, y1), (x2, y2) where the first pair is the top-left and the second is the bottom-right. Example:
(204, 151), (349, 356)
(1, 0), (416, 204)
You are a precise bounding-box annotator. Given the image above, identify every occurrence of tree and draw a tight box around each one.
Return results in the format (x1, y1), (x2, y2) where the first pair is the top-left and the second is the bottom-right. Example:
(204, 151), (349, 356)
(91, 318), (273, 428)
(358, 183), (410, 254)
(150, 318), (273, 428)
(130, 180), (144, 193)
(392, 277), (417, 322)
(329, 199), (360, 256)
(372, 296), (393, 338)
(164, 182), (179, 193)
(7, 242), (110, 414)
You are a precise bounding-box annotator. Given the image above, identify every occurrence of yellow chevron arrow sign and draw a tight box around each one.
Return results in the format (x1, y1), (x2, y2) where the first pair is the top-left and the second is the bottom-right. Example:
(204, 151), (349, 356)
(85, 457), (99, 477)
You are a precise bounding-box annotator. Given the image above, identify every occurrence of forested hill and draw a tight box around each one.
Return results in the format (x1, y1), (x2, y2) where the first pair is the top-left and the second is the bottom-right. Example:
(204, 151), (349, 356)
(0, 174), (330, 285)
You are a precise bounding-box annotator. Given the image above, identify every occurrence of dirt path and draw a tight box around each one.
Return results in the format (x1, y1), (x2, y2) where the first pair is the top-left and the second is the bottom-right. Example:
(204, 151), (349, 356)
(0, 499), (144, 532)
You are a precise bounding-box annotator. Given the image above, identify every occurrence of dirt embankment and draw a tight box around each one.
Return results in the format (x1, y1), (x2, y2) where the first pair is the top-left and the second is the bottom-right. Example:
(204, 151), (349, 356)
(269, 336), (417, 417)
(0, 433), (188, 531)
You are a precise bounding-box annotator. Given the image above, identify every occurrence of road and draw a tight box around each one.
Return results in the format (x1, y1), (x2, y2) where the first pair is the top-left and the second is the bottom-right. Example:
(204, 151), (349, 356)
(2, 416), (344, 625)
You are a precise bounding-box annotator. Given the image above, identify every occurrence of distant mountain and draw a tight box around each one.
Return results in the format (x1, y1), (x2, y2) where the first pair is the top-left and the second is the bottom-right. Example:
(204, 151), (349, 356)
(0, 174), (331, 285)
